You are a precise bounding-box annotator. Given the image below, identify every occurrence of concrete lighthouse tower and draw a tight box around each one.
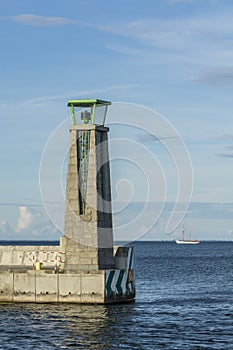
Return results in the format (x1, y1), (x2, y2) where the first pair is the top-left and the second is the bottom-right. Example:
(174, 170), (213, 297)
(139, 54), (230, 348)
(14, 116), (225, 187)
(62, 99), (115, 270)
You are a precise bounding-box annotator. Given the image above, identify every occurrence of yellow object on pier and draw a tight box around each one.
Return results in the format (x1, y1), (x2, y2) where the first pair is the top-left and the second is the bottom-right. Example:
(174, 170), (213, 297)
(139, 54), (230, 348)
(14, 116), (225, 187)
(36, 262), (42, 270)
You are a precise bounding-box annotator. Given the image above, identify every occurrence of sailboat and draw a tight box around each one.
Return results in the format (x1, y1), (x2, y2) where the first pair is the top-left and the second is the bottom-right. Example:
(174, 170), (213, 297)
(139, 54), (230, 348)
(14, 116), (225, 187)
(175, 224), (200, 244)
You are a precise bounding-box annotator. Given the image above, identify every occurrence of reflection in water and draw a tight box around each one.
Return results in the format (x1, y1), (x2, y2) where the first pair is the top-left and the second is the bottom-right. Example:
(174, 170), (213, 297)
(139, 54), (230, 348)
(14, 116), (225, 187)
(0, 303), (138, 349)
(61, 304), (115, 349)
(59, 303), (138, 349)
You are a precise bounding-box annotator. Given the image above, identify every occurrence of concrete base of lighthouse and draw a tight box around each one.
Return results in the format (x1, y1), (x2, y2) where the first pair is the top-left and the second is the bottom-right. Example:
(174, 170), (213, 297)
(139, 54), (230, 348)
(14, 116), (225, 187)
(0, 239), (135, 304)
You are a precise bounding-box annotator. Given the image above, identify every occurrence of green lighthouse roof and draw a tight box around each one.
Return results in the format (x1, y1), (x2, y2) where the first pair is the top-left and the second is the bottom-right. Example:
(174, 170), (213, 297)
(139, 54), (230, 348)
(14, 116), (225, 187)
(67, 99), (111, 108)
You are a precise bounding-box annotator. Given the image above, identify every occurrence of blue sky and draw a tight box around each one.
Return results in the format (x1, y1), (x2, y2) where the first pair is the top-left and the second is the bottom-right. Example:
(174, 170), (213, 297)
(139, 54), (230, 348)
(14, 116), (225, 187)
(0, 0), (233, 241)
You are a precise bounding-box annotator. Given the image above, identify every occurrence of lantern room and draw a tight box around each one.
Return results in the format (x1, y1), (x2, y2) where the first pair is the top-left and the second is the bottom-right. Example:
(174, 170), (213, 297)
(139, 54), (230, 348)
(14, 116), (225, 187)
(67, 99), (111, 126)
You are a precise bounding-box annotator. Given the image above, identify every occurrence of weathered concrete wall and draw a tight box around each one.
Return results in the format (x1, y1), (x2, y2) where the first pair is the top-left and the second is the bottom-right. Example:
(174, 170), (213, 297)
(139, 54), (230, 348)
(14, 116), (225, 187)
(0, 246), (60, 268)
(0, 270), (105, 303)
(0, 272), (13, 302)
(60, 237), (99, 271)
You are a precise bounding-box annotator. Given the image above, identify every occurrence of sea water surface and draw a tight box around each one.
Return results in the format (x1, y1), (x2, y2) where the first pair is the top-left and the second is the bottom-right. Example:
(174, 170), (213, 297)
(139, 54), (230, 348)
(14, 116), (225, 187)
(0, 241), (232, 349)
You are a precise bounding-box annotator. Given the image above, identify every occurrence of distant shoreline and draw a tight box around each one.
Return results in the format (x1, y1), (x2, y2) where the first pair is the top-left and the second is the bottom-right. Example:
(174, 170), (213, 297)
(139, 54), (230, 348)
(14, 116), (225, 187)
(0, 240), (232, 246)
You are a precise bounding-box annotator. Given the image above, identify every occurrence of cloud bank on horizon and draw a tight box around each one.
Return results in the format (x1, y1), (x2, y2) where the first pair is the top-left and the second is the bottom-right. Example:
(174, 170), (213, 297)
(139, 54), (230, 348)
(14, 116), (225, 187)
(0, 202), (232, 241)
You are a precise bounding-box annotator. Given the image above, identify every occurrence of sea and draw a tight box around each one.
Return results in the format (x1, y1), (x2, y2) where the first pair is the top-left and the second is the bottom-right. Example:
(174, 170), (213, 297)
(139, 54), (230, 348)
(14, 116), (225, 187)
(0, 241), (232, 349)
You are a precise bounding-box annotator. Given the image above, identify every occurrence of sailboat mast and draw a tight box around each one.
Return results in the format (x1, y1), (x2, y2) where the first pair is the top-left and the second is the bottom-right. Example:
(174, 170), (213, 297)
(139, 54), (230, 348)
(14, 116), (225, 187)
(189, 225), (192, 240)
(182, 224), (185, 241)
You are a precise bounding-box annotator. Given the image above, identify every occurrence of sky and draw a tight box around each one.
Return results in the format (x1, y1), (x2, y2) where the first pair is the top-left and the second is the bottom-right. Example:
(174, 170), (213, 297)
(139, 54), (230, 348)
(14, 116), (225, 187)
(0, 0), (233, 241)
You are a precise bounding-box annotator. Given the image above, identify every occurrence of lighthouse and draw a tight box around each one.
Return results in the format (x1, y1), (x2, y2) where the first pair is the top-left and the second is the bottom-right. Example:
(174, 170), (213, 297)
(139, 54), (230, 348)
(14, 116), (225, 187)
(62, 99), (115, 270)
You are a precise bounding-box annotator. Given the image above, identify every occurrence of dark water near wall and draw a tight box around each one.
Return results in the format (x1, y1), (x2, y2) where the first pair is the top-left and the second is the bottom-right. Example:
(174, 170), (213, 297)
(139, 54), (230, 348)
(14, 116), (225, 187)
(0, 241), (232, 349)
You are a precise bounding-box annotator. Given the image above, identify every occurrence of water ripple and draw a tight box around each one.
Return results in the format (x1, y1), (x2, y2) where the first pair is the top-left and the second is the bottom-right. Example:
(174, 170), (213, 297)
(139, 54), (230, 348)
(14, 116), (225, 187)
(0, 242), (232, 349)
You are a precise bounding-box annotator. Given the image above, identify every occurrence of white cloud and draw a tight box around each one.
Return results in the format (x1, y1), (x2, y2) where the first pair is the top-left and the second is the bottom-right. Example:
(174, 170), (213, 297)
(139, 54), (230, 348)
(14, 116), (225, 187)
(216, 152), (233, 158)
(102, 10), (233, 73)
(15, 206), (32, 232)
(0, 206), (59, 239)
(214, 135), (233, 158)
(10, 14), (76, 26)
(195, 67), (233, 86)
(18, 84), (139, 107)
(216, 134), (233, 142)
